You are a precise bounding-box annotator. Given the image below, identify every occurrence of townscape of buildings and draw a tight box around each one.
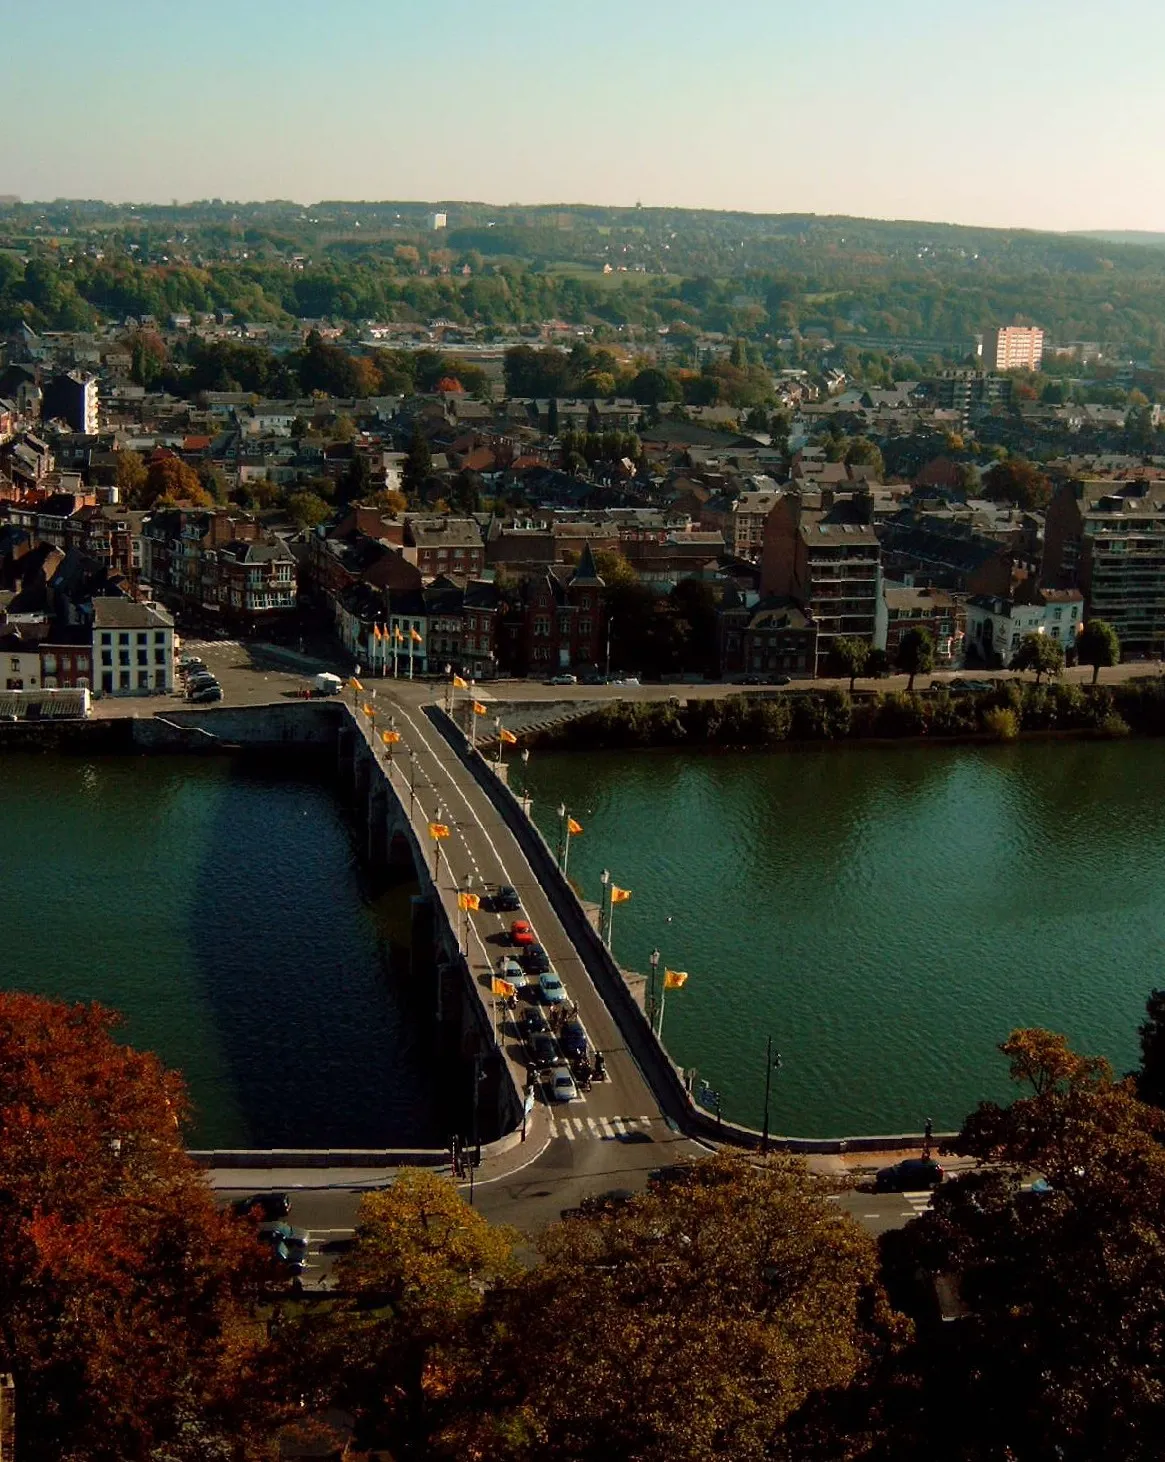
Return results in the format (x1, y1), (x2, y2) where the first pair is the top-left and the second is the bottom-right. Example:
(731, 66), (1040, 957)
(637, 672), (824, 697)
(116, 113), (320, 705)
(1, 313), (1163, 708)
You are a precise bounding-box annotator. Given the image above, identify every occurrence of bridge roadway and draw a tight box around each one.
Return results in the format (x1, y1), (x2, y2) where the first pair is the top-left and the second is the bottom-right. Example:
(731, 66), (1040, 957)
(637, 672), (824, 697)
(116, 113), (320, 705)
(365, 687), (713, 1224)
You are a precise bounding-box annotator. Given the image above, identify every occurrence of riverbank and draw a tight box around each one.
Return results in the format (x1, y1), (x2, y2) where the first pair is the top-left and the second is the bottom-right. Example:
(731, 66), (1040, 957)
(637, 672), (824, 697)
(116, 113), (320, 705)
(530, 679), (1165, 751)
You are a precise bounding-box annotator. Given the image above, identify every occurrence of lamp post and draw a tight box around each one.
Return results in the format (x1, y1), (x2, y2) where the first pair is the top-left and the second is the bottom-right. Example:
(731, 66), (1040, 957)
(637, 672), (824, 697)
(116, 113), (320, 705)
(519, 748), (531, 811)
(408, 748), (417, 817)
(761, 1038), (783, 1155)
(648, 947), (660, 1032)
(599, 868), (611, 945)
(605, 615), (615, 681)
(557, 804), (577, 876)
(494, 717), (505, 773)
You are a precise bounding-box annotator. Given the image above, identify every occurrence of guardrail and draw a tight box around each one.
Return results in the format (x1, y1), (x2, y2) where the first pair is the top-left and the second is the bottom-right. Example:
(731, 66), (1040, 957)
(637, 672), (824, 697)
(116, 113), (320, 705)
(427, 704), (950, 1157)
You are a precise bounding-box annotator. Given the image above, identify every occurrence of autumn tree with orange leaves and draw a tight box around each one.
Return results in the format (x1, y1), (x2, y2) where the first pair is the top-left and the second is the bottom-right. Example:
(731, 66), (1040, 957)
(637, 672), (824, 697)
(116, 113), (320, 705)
(0, 993), (281, 1462)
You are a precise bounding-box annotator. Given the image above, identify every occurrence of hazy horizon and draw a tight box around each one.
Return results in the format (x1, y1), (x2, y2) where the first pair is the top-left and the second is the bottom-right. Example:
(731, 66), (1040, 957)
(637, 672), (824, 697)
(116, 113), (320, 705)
(8, 0), (1164, 234)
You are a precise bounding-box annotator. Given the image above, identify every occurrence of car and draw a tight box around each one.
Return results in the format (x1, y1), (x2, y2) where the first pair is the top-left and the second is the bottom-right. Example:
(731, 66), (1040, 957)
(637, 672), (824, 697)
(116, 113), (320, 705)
(190, 684), (223, 703)
(764, 674), (792, 686)
(231, 1191), (290, 1220)
(546, 673), (577, 685)
(520, 1005), (549, 1039)
(257, 1220), (310, 1271)
(527, 1031), (558, 1067)
(539, 970), (568, 1004)
(548, 1063), (578, 1102)
(874, 1158), (944, 1192)
(578, 669), (605, 685)
(521, 943), (551, 975)
(561, 1188), (635, 1220)
(186, 672), (218, 689)
(491, 885), (521, 912)
(611, 676), (640, 687)
(510, 919), (535, 947)
(498, 955), (525, 983)
(734, 673), (763, 685)
(560, 1017), (588, 1060)
(179, 657), (207, 673)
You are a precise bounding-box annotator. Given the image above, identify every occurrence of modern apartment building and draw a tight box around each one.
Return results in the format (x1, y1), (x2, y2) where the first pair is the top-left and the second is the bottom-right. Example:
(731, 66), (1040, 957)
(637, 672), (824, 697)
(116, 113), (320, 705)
(1043, 478), (1165, 657)
(41, 370), (99, 434)
(982, 326), (1044, 373)
(760, 487), (881, 673)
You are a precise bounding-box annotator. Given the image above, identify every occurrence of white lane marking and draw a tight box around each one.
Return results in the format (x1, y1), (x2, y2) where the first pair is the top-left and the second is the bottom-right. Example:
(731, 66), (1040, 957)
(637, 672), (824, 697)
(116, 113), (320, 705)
(610, 1117), (627, 1136)
(596, 1117), (615, 1139)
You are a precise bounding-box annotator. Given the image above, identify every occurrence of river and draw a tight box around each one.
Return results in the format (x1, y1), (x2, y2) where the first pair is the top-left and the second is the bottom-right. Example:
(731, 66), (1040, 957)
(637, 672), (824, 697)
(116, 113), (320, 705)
(0, 753), (437, 1150)
(522, 740), (1163, 1137)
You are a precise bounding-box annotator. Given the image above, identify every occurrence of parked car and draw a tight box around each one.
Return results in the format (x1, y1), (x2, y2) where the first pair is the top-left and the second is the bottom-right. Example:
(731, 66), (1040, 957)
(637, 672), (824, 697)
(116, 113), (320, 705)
(546, 673), (577, 686)
(527, 1031), (558, 1067)
(521, 943), (551, 975)
(178, 654), (206, 670)
(763, 674), (792, 686)
(257, 1221), (309, 1271)
(186, 672), (218, 690)
(491, 885), (521, 912)
(548, 1063), (578, 1102)
(562, 1188), (634, 1220)
(539, 970), (568, 1004)
(734, 673), (763, 685)
(190, 684), (223, 703)
(231, 1192), (290, 1220)
(560, 1017), (588, 1060)
(510, 919), (535, 947)
(874, 1158), (944, 1192)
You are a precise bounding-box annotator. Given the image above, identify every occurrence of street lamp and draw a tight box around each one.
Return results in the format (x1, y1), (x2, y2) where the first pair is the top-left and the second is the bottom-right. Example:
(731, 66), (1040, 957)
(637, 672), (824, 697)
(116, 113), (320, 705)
(605, 615), (615, 681)
(761, 1038), (783, 1155)
(648, 947), (660, 1030)
(599, 868), (611, 945)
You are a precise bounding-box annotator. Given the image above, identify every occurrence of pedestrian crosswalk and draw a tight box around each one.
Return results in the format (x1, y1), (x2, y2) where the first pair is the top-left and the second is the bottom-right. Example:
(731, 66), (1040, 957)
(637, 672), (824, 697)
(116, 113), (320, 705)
(549, 1113), (655, 1142)
(901, 1191), (935, 1215)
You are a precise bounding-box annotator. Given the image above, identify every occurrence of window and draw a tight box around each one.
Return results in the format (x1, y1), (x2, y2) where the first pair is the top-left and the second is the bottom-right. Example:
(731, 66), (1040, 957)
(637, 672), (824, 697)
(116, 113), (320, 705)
(119, 633), (129, 646)
(101, 650), (112, 667)
(137, 649), (148, 666)
(8, 658), (18, 672)
(77, 657), (89, 673)
(102, 672), (113, 693)
(42, 653), (57, 674)
(580, 619), (592, 635)
(138, 671), (150, 689)
(534, 616), (551, 637)
(100, 632), (112, 646)
(154, 631), (166, 643)
(119, 650), (130, 667)
(154, 647), (166, 664)
(119, 671), (131, 690)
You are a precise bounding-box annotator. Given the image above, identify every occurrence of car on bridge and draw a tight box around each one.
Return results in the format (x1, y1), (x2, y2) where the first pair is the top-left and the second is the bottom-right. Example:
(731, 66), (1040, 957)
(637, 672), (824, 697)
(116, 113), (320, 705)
(546, 673), (577, 686)
(539, 970), (568, 1004)
(498, 956), (526, 989)
(520, 1005), (549, 1040)
(489, 885), (521, 912)
(560, 1017), (588, 1060)
(521, 943), (551, 974)
(527, 1031), (558, 1068)
(548, 1063), (579, 1101)
(510, 919), (535, 947)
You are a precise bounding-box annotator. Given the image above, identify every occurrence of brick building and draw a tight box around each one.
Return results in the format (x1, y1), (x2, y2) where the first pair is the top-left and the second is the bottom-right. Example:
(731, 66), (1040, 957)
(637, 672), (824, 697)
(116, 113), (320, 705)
(498, 545), (606, 676)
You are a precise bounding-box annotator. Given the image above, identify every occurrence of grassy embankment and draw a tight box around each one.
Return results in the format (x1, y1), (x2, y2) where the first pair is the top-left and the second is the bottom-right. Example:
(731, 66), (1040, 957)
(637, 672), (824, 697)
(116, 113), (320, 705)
(531, 680), (1165, 751)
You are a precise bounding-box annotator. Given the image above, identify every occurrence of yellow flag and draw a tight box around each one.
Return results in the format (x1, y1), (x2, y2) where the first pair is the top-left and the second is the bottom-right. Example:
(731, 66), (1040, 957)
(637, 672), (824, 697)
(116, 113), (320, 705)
(457, 892), (481, 911)
(492, 976), (516, 998)
(394, 627), (404, 643)
(349, 677), (364, 691)
(473, 701), (488, 716)
(381, 729), (401, 745)
(567, 817), (583, 836)
(410, 627), (423, 643)
(452, 674), (469, 689)
(362, 702), (374, 718)
(428, 821), (450, 840)
(664, 969), (688, 990)
(611, 886), (631, 903)
(499, 727), (518, 745)
(373, 623), (382, 641)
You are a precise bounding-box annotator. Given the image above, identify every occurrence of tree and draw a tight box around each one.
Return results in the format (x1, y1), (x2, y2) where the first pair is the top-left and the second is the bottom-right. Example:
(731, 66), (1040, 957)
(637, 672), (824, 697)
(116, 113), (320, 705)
(0, 993), (278, 1461)
(827, 635), (870, 691)
(1012, 630), (1064, 684)
(450, 1154), (904, 1461)
(290, 1171), (519, 1459)
(844, 436), (885, 479)
(547, 397), (559, 436)
(1077, 618), (1120, 684)
(401, 426), (433, 500)
(981, 457), (1053, 511)
(896, 627), (935, 691)
(877, 1029), (1165, 1462)
(1137, 989), (1165, 1109)
(143, 454), (211, 508)
(114, 446), (147, 501)
(284, 490), (331, 530)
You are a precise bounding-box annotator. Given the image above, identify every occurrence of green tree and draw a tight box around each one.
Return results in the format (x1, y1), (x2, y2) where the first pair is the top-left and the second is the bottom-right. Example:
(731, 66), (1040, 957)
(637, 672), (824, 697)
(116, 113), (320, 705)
(1012, 630), (1065, 684)
(401, 426), (433, 500)
(284, 489), (331, 530)
(290, 1171), (519, 1459)
(1137, 989), (1165, 1110)
(450, 1154), (905, 1462)
(827, 635), (870, 691)
(844, 436), (885, 479)
(896, 627), (935, 691)
(1077, 618), (1120, 684)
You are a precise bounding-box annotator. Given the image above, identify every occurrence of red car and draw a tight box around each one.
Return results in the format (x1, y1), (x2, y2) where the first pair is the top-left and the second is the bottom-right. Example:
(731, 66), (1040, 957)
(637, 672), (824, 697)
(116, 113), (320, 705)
(510, 919), (535, 947)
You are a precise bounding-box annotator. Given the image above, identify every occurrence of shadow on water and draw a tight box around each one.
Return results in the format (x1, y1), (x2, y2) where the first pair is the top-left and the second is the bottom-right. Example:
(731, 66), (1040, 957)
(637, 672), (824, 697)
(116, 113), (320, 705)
(184, 752), (441, 1150)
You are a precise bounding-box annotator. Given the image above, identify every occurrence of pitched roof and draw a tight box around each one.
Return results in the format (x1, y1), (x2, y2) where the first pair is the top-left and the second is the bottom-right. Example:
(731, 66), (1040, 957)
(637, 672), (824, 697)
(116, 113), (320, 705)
(569, 542), (605, 588)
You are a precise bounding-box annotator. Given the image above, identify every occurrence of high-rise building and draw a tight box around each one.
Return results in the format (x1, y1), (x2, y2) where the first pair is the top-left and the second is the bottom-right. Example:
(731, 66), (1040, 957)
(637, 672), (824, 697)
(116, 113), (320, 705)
(41, 370), (99, 433)
(982, 326), (1044, 372)
(1043, 478), (1165, 657)
(429, 211), (448, 231)
(760, 487), (881, 673)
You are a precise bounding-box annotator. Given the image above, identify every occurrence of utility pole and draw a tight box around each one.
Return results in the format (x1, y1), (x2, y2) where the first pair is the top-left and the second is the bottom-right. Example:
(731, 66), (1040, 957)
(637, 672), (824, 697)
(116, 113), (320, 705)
(648, 947), (660, 1032)
(761, 1038), (782, 1155)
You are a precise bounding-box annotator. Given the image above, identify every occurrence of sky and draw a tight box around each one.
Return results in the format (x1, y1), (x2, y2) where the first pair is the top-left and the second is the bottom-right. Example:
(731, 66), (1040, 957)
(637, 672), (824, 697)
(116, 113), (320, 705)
(6, 0), (1165, 233)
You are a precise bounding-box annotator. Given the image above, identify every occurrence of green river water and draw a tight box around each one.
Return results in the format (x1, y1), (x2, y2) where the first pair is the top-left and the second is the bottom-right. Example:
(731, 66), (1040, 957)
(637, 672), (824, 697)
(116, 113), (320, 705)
(0, 754), (437, 1150)
(522, 739), (1165, 1137)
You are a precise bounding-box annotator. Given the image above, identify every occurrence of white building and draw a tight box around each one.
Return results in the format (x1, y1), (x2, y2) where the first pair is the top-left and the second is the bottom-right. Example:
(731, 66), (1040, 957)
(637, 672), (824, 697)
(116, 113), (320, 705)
(964, 587), (1082, 667)
(429, 211), (448, 231)
(92, 599), (176, 697)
